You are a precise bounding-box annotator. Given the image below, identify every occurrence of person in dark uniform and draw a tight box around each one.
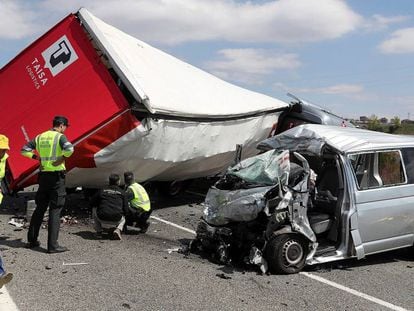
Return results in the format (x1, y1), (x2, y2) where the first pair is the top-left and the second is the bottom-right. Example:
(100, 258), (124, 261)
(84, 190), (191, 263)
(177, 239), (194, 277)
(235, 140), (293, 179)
(90, 173), (128, 240)
(21, 116), (74, 253)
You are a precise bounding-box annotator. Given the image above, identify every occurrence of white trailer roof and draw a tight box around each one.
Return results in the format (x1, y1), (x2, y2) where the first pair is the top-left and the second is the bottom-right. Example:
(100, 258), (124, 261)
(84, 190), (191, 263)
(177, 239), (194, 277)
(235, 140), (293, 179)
(78, 8), (288, 118)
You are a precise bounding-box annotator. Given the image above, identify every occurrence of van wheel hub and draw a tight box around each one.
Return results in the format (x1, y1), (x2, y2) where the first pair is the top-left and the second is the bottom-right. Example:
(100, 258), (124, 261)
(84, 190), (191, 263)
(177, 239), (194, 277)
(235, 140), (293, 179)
(282, 240), (303, 265)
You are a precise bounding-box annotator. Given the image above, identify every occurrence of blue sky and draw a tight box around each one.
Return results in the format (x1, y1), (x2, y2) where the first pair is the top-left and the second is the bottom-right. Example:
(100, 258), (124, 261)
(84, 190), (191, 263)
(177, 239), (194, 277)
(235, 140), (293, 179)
(1, 0), (413, 120)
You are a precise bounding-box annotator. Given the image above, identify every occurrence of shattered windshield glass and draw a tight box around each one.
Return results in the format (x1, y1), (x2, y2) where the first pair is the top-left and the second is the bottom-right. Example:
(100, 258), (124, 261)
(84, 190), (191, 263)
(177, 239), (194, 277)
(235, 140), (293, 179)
(227, 149), (290, 186)
(203, 150), (290, 226)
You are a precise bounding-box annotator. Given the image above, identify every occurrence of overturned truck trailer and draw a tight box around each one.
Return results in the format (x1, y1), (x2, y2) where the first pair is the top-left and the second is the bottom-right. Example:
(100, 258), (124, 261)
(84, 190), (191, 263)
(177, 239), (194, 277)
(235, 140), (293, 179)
(0, 8), (288, 191)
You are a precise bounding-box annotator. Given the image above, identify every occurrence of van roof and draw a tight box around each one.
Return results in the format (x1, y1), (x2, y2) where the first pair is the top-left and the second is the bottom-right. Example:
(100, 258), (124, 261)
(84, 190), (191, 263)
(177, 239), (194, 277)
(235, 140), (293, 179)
(259, 124), (414, 155)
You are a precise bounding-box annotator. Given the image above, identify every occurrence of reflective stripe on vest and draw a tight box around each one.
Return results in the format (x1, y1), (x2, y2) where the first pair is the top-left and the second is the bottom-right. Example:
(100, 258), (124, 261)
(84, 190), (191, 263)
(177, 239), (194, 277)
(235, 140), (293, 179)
(0, 153), (8, 180)
(128, 182), (151, 212)
(36, 131), (65, 171)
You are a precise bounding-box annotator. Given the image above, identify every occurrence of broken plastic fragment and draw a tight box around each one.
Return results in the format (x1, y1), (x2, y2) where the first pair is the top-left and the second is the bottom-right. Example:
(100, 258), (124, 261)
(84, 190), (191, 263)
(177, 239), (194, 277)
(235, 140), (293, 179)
(249, 247), (268, 274)
(8, 217), (24, 228)
(166, 247), (180, 254)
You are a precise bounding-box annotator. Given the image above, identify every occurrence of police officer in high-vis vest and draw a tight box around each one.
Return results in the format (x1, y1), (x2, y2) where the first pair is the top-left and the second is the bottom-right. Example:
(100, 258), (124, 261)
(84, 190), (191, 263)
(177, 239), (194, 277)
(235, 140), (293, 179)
(21, 116), (74, 253)
(0, 135), (10, 205)
(124, 172), (152, 233)
(0, 134), (13, 287)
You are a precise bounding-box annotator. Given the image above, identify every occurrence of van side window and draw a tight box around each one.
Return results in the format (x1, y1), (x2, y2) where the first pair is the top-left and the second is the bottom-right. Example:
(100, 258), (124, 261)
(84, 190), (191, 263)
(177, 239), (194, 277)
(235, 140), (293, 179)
(349, 151), (406, 190)
(378, 151), (405, 186)
(401, 148), (414, 184)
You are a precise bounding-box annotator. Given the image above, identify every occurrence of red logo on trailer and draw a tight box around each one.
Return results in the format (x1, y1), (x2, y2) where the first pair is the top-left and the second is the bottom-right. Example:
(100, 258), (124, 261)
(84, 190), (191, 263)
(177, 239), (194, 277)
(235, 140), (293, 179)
(42, 35), (79, 77)
(25, 35), (79, 90)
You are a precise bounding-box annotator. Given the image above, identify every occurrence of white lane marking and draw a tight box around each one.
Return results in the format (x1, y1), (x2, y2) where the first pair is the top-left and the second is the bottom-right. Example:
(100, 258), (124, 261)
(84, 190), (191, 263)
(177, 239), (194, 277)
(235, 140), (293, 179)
(0, 287), (19, 311)
(301, 272), (409, 311)
(153, 215), (409, 311)
(62, 262), (89, 266)
(150, 216), (196, 235)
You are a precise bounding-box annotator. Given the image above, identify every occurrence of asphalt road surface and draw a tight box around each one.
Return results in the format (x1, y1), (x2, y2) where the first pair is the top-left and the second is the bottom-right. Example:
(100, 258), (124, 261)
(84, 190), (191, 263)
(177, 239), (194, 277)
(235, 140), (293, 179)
(0, 187), (413, 311)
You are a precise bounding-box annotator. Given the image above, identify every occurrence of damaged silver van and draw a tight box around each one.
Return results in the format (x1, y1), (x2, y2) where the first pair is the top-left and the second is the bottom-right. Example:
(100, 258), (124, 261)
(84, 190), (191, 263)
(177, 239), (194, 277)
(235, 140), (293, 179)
(193, 124), (414, 274)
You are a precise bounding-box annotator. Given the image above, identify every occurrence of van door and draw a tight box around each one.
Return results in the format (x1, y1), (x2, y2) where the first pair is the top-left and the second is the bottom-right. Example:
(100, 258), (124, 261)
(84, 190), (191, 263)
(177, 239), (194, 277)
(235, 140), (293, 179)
(349, 150), (414, 255)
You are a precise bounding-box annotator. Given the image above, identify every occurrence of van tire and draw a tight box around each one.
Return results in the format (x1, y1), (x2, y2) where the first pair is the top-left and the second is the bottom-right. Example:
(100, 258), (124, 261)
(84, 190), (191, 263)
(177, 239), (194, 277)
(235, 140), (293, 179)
(266, 234), (307, 274)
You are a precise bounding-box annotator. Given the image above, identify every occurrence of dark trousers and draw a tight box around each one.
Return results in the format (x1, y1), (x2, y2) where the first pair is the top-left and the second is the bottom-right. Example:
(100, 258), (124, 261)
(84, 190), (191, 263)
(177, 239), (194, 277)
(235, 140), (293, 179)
(28, 172), (66, 250)
(126, 209), (152, 228)
(0, 253), (5, 275)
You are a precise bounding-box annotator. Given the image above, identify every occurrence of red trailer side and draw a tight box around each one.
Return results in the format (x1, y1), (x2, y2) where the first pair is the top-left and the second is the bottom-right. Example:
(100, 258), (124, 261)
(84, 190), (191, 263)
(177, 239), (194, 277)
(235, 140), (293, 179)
(0, 14), (136, 190)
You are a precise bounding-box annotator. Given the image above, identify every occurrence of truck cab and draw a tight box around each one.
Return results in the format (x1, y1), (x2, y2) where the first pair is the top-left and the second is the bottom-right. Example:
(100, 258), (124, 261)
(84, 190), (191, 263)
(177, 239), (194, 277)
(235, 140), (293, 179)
(276, 94), (354, 134)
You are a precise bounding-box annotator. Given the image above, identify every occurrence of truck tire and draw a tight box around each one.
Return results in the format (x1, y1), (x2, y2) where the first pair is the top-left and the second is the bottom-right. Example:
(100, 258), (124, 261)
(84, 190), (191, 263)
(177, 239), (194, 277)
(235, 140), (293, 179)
(266, 234), (307, 274)
(157, 181), (185, 197)
(82, 188), (99, 200)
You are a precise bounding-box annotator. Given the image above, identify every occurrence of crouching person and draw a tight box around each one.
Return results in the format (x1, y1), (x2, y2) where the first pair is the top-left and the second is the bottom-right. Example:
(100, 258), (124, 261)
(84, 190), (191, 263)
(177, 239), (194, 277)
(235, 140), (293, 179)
(90, 174), (128, 240)
(124, 172), (152, 233)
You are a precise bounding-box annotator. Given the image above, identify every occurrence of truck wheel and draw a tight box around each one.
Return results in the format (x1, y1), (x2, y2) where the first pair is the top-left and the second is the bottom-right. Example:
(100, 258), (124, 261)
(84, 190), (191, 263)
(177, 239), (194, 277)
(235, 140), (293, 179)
(157, 181), (185, 197)
(82, 188), (99, 200)
(266, 234), (307, 274)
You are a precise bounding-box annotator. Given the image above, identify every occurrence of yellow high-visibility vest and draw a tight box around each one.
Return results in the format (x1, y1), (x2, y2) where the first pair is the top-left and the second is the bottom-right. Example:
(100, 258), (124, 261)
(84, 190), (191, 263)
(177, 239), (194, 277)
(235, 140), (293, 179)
(36, 131), (66, 171)
(0, 153), (8, 204)
(128, 182), (151, 212)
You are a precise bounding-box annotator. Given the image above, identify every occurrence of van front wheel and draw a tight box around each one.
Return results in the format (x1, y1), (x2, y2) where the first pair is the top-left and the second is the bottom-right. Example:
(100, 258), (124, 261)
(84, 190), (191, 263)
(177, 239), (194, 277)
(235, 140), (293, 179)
(266, 234), (307, 274)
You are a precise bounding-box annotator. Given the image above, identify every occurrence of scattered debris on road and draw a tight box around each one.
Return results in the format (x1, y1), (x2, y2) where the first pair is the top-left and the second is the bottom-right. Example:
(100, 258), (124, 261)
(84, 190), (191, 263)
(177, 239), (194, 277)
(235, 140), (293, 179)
(8, 217), (24, 228)
(167, 248), (180, 254)
(216, 273), (232, 280)
(61, 216), (79, 225)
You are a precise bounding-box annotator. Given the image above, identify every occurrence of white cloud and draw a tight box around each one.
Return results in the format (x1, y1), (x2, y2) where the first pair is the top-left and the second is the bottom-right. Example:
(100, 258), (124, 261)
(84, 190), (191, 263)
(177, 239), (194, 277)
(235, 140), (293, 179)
(2, 0), (362, 44)
(379, 27), (414, 54)
(294, 83), (364, 95)
(363, 14), (409, 32)
(207, 49), (300, 74)
(0, 0), (40, 39)
(205, 48), (300, 84)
